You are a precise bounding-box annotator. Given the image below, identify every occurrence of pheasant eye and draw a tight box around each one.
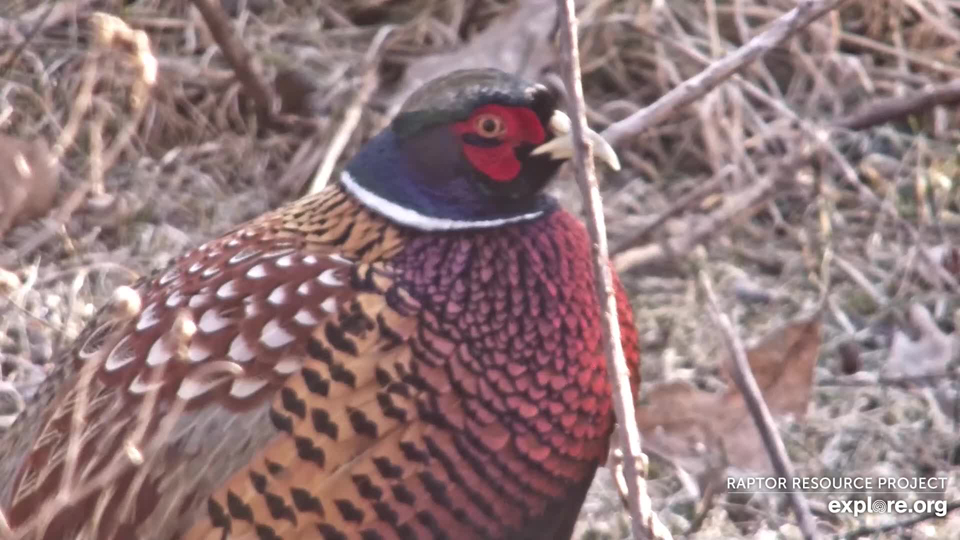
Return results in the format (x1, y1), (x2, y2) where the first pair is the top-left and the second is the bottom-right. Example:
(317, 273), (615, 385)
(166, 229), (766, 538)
(474, 114), (506, 138)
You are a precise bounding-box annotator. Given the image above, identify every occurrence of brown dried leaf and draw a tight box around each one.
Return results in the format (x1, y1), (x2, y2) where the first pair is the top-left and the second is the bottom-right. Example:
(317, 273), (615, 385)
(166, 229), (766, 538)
(0, 136), (59, 240)
(726, 317), (821, 419)
(636, 317), (821, 478)
(635, 381), (726, 479)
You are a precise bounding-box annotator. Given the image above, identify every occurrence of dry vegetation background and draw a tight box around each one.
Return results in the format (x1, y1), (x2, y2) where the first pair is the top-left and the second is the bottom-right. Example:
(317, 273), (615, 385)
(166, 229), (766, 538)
(2, 0), (960, 538)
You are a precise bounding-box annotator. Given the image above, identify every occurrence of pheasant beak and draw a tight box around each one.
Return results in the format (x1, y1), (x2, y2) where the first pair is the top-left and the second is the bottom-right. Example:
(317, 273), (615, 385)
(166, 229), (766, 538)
(530, 110), (621, 171)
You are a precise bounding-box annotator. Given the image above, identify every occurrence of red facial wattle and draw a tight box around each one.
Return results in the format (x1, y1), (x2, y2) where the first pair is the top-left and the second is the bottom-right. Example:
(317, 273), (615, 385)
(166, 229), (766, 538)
(452, 104), (546, 182)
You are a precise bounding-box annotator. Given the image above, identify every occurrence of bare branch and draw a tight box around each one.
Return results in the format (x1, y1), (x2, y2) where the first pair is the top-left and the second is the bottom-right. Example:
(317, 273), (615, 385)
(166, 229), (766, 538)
(834, 80), (960, 131)
(306, 26), (393, 194)
(307, 69), (376, 194)
(600, 0), (850, 272)
(602, 0), (850, 146)
(819, 372), (957, 388)
(555, 2), (672, 539)
(0, 1), (56, 79)
(697, 268), (819, 540)
(609, 165), (732, 256)
(189, 0), (275, 127)
(613, 149), (813, 274)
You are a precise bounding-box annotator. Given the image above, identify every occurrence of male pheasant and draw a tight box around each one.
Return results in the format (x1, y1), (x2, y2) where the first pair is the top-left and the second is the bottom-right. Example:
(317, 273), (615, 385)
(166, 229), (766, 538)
(1, 68), (640, 540)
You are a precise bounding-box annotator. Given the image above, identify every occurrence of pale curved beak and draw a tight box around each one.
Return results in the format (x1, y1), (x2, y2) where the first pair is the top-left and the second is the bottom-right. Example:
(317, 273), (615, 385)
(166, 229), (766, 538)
(530, 110), (621, 171)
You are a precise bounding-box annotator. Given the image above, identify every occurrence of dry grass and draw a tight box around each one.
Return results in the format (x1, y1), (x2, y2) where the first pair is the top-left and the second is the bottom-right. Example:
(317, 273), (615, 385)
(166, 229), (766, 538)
(2, 0), (960, 538)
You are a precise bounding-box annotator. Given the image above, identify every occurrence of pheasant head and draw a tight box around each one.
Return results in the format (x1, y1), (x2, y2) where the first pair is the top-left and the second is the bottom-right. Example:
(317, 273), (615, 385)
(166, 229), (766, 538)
(343, 68), (620, 230)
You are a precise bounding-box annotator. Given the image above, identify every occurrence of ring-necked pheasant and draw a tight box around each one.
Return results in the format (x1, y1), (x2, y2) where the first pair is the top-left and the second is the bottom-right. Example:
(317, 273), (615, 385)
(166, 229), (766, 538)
(2, 68), (640, 540)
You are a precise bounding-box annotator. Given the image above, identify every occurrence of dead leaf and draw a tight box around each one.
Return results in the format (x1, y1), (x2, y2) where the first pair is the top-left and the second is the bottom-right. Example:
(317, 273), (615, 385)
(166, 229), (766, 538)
(0, 135), (59, 240)
(635, 380), (727, 480)
(636, 317), (821, 480)
(726, 317), (820, 419)
(883, 303), (953, 379)
(395, 0), (557, 105)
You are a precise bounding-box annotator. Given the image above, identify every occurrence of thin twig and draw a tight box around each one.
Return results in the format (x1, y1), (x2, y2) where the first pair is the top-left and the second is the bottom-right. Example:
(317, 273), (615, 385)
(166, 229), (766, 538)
(609, 165), (733, 256)
(602, 0), (850, 146)
(834, 80), (960, 130)
(819, 372), (957, 387)
(832, 254), (888, 307)
(0, 1), (56, 79)
(189, 0), (275, 127)
(307, 26), (392, 194)
(556, 2), (671, 539)
(697, 268), (819, 540)
(613, 149), (813, 274)
(0, 294), (64, 332)
(307, 71), (376, 193)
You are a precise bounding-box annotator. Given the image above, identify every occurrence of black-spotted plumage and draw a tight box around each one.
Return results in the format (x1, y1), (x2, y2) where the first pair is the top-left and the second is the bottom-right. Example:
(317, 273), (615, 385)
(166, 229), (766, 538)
(2, 68), (639, 540)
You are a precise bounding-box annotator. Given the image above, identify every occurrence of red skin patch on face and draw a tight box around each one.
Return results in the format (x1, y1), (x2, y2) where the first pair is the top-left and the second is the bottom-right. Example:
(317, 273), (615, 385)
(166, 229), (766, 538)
(451, 104), (546, 182)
